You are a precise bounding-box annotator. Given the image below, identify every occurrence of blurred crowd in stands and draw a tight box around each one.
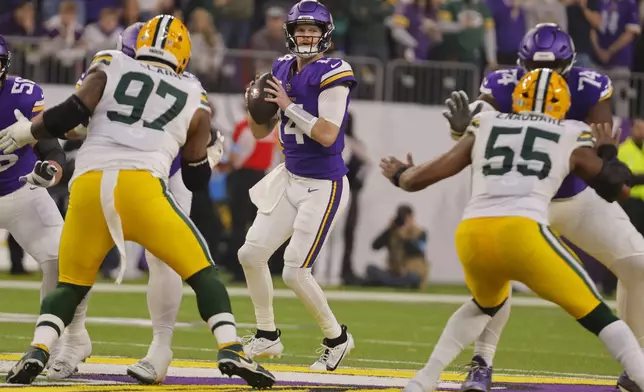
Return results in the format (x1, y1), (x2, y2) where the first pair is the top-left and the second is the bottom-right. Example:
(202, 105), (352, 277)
(4, 0), (644, 289)
(2, 0), (644, 111)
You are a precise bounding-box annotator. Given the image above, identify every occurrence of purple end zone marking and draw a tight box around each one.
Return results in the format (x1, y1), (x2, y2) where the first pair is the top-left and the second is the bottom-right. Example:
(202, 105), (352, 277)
(77, 374), (615, 391)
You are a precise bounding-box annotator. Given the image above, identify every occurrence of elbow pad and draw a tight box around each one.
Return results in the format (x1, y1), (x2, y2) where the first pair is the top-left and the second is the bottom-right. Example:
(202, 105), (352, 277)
(586, 158), (632, 202)
(42, 95), (92, 139)
(181, 157), (211, 191)
(596, 144), (618, 161)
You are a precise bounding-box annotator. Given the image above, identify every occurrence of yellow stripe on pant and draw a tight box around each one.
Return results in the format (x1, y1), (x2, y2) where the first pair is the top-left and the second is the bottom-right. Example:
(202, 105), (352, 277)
(455, 216), (601, 319)
(59, 171), (213, 286)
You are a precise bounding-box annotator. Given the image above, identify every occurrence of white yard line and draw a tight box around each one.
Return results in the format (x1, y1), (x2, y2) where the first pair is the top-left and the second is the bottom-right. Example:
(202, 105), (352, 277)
(0, 280), (618, 308)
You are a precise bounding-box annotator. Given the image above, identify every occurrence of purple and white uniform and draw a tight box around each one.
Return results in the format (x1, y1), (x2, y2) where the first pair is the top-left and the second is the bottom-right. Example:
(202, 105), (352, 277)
(481, 65), (612, 199)
(0, 76), (63, 263)
(480, 63), (643, 264)
(243, 53), (357, 269)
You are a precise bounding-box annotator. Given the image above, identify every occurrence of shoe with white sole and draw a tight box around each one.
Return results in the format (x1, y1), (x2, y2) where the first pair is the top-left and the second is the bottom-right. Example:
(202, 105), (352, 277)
(46, 329), (92, 379)
(127, 345), (173, 385)
(310, 324), (354, 371)
(242, 329), (284, 359)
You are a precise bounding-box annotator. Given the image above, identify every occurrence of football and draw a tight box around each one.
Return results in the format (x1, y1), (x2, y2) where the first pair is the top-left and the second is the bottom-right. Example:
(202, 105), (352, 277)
(247, 72), (279, 125)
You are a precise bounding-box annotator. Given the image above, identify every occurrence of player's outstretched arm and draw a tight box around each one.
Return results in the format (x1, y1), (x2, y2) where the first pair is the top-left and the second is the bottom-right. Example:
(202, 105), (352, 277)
(446, 91), (497, 141)
(571, 123), (630, 202)
(181, 108), (213, 191)
(571, 147), (631, 202)
(382, 134), (474, 192)
(30, 68), (106, 141)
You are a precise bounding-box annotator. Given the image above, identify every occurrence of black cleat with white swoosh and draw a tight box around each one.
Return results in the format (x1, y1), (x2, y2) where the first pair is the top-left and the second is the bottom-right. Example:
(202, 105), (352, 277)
(218, 343), (276, 389)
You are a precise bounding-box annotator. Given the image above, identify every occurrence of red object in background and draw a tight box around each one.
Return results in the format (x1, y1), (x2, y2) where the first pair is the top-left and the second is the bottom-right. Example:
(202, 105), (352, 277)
(232, 118), (276, 171)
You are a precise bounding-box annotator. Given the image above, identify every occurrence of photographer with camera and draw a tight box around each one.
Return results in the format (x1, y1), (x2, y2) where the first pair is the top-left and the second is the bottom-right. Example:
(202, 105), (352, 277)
(365, 204), (429, 289)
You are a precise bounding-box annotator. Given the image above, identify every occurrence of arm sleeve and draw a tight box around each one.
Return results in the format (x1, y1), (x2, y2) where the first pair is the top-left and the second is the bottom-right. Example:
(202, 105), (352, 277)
(34, 139), (66, 168)
(318, 86), (350, 128)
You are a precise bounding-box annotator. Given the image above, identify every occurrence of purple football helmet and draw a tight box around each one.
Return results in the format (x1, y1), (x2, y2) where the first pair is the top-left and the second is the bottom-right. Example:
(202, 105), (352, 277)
(518, 23), (576, 74)
(117, 22), (144, 58)
(284, 0), (334, 58)
(0, 35), (11, 89)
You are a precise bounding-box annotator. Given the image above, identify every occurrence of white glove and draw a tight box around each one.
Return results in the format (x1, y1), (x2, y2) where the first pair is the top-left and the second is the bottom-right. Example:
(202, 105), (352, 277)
(19, 160), (59, 188)
(207, 130), (225, 167)
(0, 109), (36, 153)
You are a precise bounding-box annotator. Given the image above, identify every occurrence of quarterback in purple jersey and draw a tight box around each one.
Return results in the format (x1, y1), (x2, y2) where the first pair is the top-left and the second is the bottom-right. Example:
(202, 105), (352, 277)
(240, 0), (356, 371)
(441, 24), (644, 392)
(0, 35), (91, 362)
(47, 23), (224, 384)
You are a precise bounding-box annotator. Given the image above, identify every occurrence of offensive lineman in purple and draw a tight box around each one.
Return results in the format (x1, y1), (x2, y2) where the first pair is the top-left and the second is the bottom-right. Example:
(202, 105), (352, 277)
(0, 38), (65, 195)
(479, 24), (613, 199)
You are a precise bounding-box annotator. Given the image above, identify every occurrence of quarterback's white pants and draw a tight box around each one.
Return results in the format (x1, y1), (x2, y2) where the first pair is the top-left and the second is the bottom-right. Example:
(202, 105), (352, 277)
(239, 164), (349, 337)
(241, 166), (350, 269)
(143, 170), (191, 354)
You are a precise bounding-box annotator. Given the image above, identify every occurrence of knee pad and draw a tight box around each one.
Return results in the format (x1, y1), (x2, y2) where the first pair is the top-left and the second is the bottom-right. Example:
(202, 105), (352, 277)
(41, 258), (59, 277)
(282, 265), (312, 289)
(612, 255), (644, 284)
(237, 243), (270, 269)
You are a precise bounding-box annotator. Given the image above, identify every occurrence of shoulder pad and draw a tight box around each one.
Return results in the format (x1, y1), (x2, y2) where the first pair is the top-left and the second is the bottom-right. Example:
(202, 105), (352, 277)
(317, 57), (356, 90)
(563, 120), (594, 148)
(466, 110), (497, 135)
(480, 67), (524, 112)
(569, 67), (613, 103)
(272, 54), (296, 77)
(87, 50), (121, 73)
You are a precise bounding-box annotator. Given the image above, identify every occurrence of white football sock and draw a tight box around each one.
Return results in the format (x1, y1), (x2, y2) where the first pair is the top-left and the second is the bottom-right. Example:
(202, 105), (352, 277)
(145, 252), (183, 351)
(282, 265), (341, 339)
(66, 292), (91, 335)
(412, 300), (493, 391)
(473, 295), (511, 366)
(613, 255), (644, 348)
(39, 259), (58, 303)
(32, 314), (65, 352)
(207, 313), (237, 346)
(599, 320), (644, 389)
(242, 263), (276, 332)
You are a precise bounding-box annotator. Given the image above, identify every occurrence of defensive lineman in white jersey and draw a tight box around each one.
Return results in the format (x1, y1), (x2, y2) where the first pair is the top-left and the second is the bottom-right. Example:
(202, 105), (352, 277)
(379, 69), (644, 392)
(47, 22), (224, 384)
(2, 15), (274, 388)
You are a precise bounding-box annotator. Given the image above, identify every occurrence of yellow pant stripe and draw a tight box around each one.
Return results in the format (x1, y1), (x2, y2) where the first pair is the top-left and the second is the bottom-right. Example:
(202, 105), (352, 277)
(538, 224), (601, 300)
(159, 179), (215, 266)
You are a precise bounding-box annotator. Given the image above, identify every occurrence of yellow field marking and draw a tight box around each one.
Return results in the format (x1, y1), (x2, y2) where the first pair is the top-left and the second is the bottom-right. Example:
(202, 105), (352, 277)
(0, 354), (615, 387)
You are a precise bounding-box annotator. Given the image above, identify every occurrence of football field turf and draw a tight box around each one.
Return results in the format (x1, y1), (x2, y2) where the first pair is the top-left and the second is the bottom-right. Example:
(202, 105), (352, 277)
(0, 278), (621, 391)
